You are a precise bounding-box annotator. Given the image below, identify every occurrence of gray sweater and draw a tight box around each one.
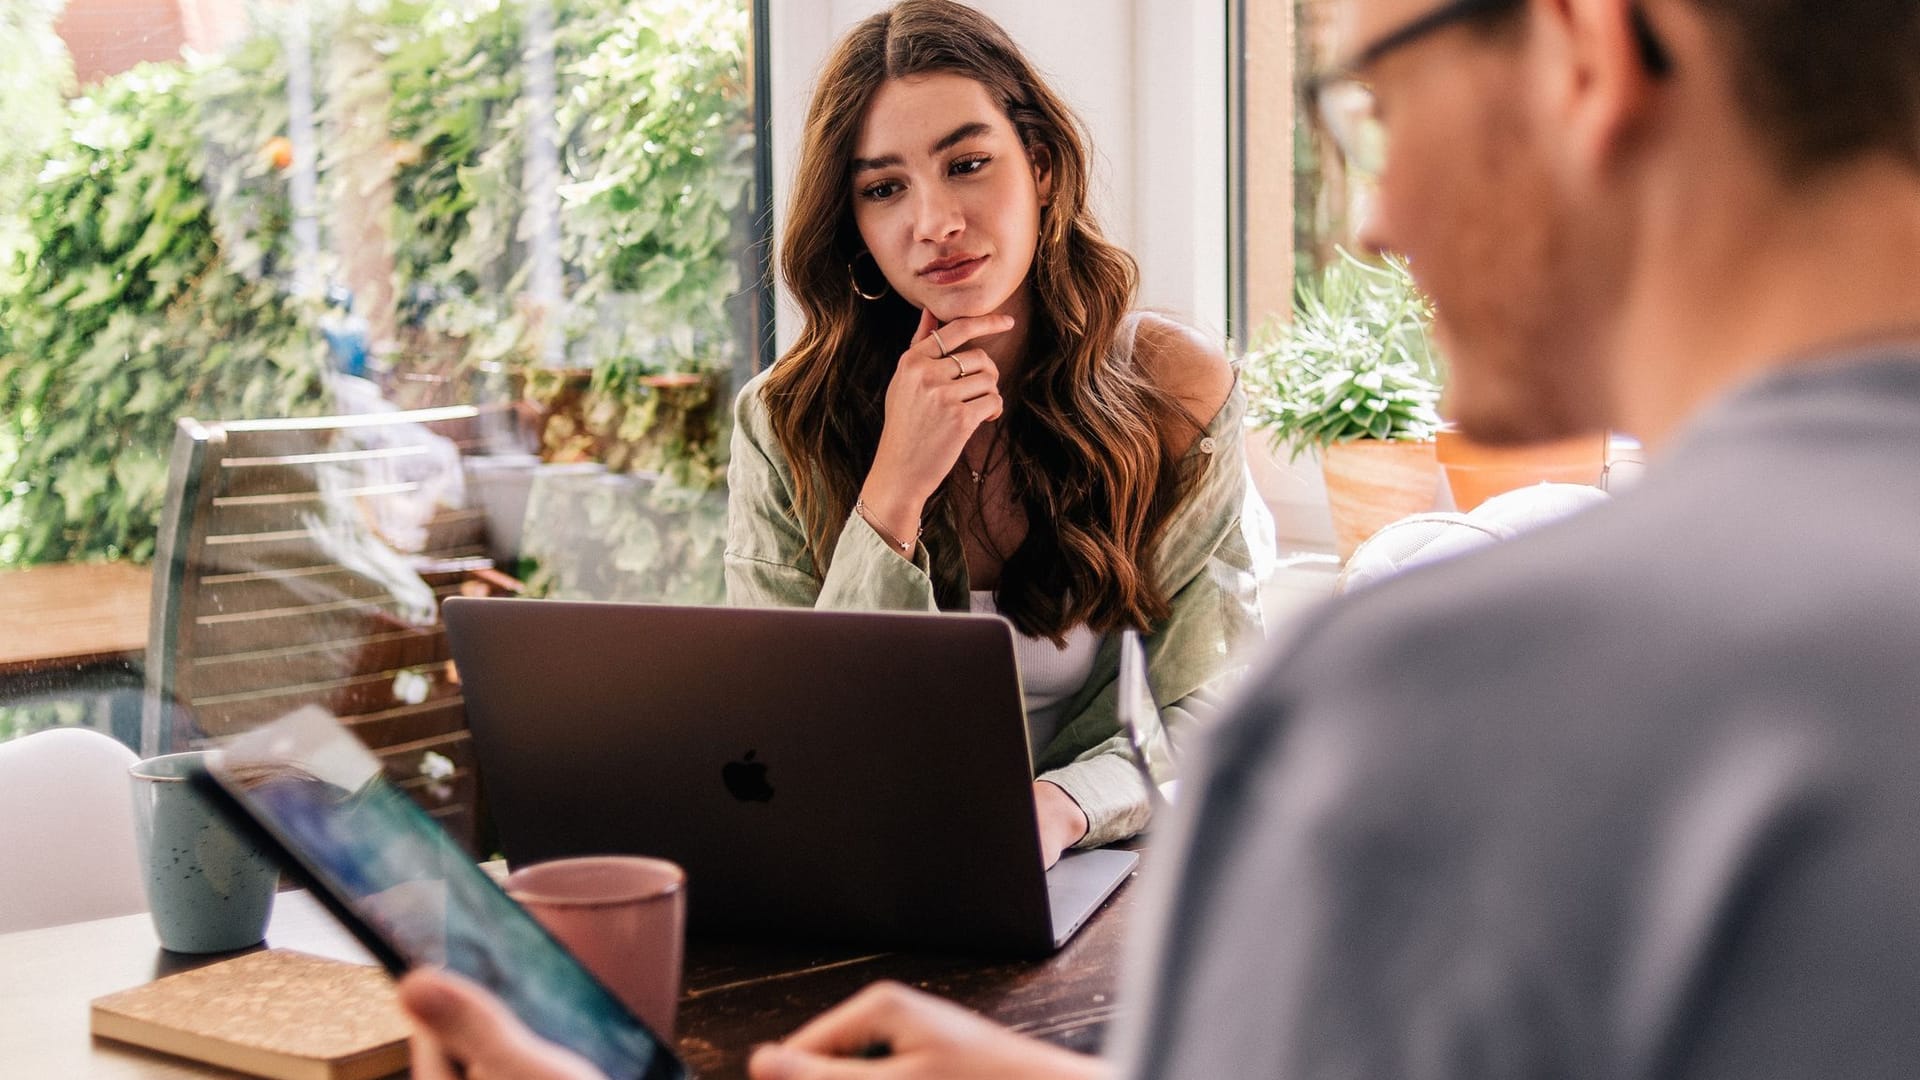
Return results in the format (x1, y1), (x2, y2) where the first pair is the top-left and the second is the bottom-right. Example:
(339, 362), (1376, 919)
(1116, 353), (1920, 1078)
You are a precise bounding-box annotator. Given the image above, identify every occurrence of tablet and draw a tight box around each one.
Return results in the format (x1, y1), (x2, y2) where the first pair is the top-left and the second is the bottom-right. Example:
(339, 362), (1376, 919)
(192, 706), (686, 1080)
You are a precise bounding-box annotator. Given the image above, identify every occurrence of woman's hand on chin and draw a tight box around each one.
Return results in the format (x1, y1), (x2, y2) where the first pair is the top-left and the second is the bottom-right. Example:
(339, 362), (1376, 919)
(859, 308), (1012, 544)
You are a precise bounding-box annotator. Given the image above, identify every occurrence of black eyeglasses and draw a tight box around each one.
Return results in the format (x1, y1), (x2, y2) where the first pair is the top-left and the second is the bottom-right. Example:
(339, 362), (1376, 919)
(1302, 0), (1671, 178)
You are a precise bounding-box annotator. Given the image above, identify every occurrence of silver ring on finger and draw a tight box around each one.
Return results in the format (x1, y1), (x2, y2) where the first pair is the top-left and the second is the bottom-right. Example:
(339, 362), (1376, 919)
(951, 354), (968, 379)
(930, 327), (952, 358)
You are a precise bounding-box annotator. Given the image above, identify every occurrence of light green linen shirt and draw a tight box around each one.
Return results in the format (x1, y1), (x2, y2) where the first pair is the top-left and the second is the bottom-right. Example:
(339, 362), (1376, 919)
(723, 363), (1265, 847)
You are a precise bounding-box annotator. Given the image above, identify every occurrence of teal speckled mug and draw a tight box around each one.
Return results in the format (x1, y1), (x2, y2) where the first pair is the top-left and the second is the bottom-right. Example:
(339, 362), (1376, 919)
(129, 750), (279, 953)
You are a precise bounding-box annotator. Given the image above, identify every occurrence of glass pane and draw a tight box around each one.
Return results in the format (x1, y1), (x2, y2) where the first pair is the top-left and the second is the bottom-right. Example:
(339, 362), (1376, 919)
(1294, 0), (1364, 281)
(0, 0), (765, 768)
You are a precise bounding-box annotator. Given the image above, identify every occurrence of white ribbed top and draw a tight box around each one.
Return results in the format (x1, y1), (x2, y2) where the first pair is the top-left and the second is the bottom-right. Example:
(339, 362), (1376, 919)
(970, 590), (1101, 757)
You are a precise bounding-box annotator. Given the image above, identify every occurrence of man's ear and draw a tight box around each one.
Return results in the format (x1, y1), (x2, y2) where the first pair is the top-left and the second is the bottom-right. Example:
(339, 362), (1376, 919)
(1539, 0), (1666, 176)
(1027, 142), (1054, 206)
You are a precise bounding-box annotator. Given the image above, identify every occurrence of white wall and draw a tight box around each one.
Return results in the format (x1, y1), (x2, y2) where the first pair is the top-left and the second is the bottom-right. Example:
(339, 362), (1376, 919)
(768, 0), (1227, 354)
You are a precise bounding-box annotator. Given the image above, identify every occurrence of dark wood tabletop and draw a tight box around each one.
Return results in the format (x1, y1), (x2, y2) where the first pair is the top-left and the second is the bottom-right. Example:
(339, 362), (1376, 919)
(0, 562), (152, 677)
(0, 865), (1140, 1078)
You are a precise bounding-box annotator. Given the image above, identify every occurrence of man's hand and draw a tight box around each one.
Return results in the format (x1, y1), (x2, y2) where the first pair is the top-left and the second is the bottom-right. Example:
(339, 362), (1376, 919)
(748, 981), (1110, 1080)
(398, 968), (608, 1080)
(1034, 779), (1090, 869)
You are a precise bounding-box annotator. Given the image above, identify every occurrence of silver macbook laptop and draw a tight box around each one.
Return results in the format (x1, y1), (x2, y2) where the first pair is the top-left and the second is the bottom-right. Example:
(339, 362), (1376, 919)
(443, 597), (1138, 956)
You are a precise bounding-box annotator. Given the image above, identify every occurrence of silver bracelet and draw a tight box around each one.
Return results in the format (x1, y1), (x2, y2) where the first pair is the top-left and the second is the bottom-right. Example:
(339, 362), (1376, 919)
(854, 499), (920, 556)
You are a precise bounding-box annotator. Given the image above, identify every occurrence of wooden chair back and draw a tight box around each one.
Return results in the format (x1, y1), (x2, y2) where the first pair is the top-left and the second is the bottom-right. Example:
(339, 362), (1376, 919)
(144, 405), (514, 854)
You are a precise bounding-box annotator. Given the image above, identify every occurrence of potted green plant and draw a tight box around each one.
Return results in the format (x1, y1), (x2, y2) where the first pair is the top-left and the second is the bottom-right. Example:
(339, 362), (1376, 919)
(1244, 249), (1445, 559)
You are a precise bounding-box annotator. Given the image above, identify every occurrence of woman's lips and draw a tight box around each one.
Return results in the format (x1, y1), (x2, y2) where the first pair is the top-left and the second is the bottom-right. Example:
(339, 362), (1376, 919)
(919, 255), (987, 286)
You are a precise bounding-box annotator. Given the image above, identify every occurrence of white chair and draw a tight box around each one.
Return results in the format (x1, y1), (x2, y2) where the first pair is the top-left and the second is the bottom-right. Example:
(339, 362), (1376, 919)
(0, 727), (147, 933)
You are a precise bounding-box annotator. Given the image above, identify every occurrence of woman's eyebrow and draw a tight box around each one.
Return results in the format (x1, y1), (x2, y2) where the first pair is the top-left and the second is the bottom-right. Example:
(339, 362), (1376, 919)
(851, 121), (996, 176)
(929, 121), (993, 155)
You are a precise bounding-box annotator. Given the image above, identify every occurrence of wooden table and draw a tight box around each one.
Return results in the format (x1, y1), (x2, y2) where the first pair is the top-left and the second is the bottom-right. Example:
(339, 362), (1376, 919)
(0, 562), (152, 676)
(0, 870), (1140, 1077)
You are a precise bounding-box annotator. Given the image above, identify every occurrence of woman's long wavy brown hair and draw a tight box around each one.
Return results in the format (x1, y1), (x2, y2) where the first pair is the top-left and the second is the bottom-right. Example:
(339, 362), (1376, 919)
(763, 0), (1202, 643)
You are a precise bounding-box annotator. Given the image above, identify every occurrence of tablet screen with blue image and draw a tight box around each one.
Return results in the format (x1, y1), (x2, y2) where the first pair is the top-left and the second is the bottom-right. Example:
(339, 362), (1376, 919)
(198, 706), (684, 1080)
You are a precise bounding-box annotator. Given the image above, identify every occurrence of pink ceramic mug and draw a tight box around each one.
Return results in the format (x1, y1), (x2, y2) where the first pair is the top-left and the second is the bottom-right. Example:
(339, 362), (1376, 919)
(504, 855), (686, 1039)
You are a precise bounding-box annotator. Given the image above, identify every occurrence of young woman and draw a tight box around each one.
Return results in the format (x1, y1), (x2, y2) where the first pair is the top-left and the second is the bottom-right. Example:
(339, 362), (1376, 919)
(725, 0), (1265, 867)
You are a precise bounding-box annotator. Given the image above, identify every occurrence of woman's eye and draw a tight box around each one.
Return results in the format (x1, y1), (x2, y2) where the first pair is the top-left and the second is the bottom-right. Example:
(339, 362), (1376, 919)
(860, 180), (901, 201)
(951, 155), (990, 176)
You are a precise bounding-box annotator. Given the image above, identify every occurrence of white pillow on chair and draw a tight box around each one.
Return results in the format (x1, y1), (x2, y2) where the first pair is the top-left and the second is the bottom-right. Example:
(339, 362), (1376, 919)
(0, 727), (147, 933)
(1338, 482), (1611, 594)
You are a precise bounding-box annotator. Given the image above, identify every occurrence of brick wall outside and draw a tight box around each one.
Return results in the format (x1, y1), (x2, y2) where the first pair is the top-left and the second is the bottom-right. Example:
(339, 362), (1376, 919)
(56, 0), (247, 84)
(56, 0), (185, 84)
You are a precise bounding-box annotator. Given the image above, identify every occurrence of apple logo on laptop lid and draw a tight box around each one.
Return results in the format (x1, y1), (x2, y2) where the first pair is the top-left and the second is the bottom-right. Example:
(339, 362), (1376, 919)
(721, 750), (774, 803)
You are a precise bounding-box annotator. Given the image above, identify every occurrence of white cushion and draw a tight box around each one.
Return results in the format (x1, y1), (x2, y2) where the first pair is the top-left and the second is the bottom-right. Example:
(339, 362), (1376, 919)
(0, 728), (147, 932)
(1338, 482), (1610, 593)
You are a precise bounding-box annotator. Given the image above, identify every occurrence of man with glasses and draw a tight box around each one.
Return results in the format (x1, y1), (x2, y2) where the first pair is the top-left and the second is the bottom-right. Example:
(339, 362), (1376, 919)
(403, 0), (1920, 1076)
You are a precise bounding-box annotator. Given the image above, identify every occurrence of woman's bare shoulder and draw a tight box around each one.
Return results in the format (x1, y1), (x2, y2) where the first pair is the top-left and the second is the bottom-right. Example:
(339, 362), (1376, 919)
(1131, 311), (1234, 428)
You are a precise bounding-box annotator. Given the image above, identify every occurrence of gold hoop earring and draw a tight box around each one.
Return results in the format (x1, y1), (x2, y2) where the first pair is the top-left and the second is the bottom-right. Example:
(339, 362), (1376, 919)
(849, 251), (890, 301)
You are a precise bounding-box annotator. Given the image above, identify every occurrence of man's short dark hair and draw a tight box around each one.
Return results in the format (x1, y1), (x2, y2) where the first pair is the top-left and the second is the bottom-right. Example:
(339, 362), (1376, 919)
(1687, 0), (1920, 176)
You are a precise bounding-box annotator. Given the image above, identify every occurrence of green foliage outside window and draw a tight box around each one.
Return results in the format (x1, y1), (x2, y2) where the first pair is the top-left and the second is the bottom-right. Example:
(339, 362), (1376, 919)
(0, 0), (70, 276)
(379, 0), (753, 484)
(0, 0), (754, 568)
(0, 0), (75, 515)
(0, 53), (330, 566)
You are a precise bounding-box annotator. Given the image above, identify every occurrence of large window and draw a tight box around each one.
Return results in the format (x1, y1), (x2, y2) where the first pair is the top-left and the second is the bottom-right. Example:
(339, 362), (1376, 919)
(0, 0), (770, 751)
